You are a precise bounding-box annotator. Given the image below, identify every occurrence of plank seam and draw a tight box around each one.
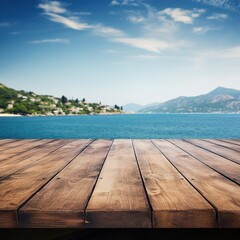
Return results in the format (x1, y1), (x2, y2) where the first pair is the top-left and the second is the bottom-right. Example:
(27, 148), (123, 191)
(151, 139), (219, 228)
(168, 140), (239, 186)
(202, 139), (240, 153)
(0, 139), (56, 162)
(183, 140), (240, 166)
(0, 140), (71, 181)
(0, 139), (20, 147)
(16, 139), (95, 228)
(132, 140), (153, 228)
(83, 139), (114, 225)
(218, 139), (240, 146)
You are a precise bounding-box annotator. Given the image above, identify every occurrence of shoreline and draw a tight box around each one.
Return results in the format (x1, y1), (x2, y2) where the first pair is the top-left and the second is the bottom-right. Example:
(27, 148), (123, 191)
(0, 113), (22, 117)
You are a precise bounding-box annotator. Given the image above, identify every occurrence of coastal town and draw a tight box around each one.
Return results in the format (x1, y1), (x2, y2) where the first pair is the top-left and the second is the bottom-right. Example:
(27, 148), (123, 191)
(0, 83), (123, 116)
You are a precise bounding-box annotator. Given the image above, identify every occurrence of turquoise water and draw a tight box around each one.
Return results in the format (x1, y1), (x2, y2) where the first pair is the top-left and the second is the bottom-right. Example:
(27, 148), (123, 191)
(0, 114), (239, 139)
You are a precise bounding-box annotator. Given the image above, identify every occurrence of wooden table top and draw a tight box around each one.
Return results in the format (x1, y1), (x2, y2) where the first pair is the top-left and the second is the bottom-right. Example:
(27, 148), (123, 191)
(0, 139), (239, 228)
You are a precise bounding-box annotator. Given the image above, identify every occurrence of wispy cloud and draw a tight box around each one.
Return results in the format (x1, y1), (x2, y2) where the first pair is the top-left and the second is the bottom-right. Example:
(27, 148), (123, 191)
(93, 25), (124, 37)
(29, 38), (69, 44)
(193, 26), (210, 34)
(110, 0), (121, 6)
(131, 54), (161, 60)
(45, 12), (91, 30)
(193, 0), (240, 13)
(39, 1), (123, 36)
(158, 8), (206, 24)
(127, 15), (145, 23)
(0, 22), (12, 27)
(38, 1), (66, 14)
(113, 37), (175, 52)
(110, 0), (142, 7)
(207, 13), (228, 20)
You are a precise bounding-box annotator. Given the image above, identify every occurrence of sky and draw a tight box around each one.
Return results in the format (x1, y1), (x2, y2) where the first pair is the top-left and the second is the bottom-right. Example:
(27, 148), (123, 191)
(0, 0), (240, 106)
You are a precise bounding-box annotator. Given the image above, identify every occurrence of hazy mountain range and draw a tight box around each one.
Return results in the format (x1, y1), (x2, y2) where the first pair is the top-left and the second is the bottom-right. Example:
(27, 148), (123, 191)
(123, 87), (240, 113)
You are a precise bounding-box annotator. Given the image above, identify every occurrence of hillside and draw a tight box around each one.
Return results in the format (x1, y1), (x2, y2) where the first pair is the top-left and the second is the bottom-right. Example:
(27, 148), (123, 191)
(0, 83), (123, 116)
(138, 87), (240, 113)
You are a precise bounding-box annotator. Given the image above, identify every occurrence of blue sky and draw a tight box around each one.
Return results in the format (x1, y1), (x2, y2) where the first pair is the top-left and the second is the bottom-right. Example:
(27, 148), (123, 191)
(0, 0), (240, 105)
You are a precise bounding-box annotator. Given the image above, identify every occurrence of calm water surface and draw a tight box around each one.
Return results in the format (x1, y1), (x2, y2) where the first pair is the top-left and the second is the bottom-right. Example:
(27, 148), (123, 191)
(0, 114), (239, 139)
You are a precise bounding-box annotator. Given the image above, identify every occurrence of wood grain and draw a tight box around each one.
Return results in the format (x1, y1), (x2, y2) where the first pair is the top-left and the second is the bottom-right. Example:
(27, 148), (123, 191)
(204, 139), (240, 152)
(0, 139), (18, 147)
(0, 139), (53, 161)
(0, 140), (92, 228)
(153, 140), (240, 228)
(86, 139), (151, 228)
(133, 139), (215, 228)
(19, 139), (112, 228)
(169, 139), (240, 184)
(220, 139), (240, 146)
(0, 139), (69, 179)
(185, 139), (240, 165)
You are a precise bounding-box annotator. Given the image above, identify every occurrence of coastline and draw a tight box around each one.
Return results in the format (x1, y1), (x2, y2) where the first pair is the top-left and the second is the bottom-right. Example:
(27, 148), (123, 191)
(0, 113), (22, 117)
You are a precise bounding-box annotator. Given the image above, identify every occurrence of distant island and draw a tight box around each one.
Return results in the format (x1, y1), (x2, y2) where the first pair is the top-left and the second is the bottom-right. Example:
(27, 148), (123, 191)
(0, 83), (123, 116)
(124, 87), (240, 114)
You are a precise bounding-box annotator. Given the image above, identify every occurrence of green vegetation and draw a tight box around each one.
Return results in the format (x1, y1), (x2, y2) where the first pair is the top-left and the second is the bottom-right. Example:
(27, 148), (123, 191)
(0, 83), (123, 116)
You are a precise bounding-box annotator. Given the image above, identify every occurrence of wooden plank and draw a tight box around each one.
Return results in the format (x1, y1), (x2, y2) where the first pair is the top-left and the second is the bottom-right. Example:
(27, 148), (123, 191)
(219, 139), (240, 147)
(133, 140), (215, 228)
(152, 140), (240, 228)
(0, 139), (18, 146)
(85, 139), (151, 228)
(0, 139), (52, 160)
(0, 139), (34, 152)
(0, 139), (92, 228)
(169, 140), (240, 185)
(204, 139), (240, 152)
(0, 139), (69, 180)
(19, 140), (113, 228)
(185, 139), (240, 165)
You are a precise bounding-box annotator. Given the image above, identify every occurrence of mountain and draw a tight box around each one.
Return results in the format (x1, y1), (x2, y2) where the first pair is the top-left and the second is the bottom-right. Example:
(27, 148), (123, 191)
(0, 83), (123, 116)
(123, 102), (160, 113)
(138, 87), (240, 113)
(123, 103), (143, 113)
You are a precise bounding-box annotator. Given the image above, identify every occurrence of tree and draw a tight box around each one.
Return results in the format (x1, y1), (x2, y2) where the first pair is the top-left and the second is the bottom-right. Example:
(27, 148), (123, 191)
(114, 104), (120, 110)
(61, 95), (68, 104)
(82, 98), (86, 103)
(75, 98), (79, 104)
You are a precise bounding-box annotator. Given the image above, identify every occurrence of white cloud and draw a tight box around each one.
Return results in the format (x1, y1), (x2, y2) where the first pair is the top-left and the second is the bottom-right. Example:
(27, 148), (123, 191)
(193, 26), (210, 34)
(158, 8), (206, 24)
(128, 15), (145, 23)
(113, 37), (174, 52)
(38, 1), (66, 14)
(132, 54), (161, 60)
(207, 13), (228, 20)
(111, 0), (121, 6)
(0, 22), (12, 27)
(93, 25), (125, 37)
(45, 12), (92, 30)
(193, 0), (240, 12)
(29, 38), (69, 44)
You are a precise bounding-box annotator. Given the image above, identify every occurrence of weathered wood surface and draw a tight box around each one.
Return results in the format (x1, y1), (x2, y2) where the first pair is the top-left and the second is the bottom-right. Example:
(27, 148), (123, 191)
(0, 139), (239, 228)
(19, 140), (112, 228)
(133, 140), (215, 228)
(153, 140), (240, 228)
(86, 140), (151, 228)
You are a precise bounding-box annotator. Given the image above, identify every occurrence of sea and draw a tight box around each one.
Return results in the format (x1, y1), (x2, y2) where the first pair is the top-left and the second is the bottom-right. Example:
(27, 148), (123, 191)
(0, 114), (239, 139)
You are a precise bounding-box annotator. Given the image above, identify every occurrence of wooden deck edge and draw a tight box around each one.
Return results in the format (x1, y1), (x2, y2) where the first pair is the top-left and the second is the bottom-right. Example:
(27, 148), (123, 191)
(85, 210), (152, 228)
(218, 210), (240, 228)
(18, 210), (85, 228)
(0, 210), (18, 228)
(152, 209), (216, 228)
